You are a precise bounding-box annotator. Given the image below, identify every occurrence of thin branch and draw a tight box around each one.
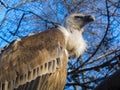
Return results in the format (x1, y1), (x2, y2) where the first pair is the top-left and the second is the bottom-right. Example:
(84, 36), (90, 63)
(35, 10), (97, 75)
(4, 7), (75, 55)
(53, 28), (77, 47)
(66, 77), (105, 87)
(0, 36), (10, 43)
(94, 69), (120, 90)
(28, 11), (60, 27)
(0, 1), (59, 28)
(88, 49), (120, 64)
(108, 0), (120, 8)
(0, 0), (8, 8)
(68, 54), (119, 75)
(82, 77), (105, 85)
(76, 60), (117, 74)
(10, 13), (25, 36)
(66, 83), (93, 89)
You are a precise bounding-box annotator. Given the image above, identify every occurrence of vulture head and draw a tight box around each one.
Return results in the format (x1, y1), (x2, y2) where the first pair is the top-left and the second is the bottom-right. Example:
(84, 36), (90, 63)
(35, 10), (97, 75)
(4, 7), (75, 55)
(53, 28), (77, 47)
(66, 14), (95, 30)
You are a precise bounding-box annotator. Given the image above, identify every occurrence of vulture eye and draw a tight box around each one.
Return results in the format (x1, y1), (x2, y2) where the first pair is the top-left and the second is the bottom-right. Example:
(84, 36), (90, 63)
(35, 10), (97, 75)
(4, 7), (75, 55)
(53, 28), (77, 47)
(74, 16), (83, 19)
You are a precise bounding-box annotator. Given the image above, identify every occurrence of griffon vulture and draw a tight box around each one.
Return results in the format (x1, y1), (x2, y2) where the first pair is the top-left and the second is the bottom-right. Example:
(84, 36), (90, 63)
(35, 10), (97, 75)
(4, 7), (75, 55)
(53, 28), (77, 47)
(0, 14), (95, 90)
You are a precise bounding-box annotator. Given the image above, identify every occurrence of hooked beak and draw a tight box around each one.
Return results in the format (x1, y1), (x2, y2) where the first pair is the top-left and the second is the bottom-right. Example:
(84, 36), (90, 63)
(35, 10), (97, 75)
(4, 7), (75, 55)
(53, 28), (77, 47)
(84, 15), (95, 22)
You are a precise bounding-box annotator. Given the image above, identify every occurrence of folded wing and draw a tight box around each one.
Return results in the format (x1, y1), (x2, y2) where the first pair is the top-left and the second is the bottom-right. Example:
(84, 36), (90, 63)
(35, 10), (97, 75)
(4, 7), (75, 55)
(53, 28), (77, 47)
(0, 29), (68, 90)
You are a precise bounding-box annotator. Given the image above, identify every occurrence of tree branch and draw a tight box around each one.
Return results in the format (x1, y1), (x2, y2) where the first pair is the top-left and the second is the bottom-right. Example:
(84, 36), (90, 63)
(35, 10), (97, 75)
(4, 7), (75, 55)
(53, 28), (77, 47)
(9, 13), (25, 36)
(94, 70), (120, 90)
(0, 36), (10, 43)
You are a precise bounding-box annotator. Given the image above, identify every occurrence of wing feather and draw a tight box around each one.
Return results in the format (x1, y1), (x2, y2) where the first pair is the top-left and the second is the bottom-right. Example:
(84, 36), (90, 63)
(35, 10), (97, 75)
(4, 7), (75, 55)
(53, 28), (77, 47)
(0, 29), (67, 89)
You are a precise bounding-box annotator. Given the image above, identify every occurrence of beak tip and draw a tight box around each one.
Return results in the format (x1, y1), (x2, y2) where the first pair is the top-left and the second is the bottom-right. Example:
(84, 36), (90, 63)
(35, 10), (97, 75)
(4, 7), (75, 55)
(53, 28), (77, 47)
(85, 15), (95, 22)
(90, 16), (95, 21)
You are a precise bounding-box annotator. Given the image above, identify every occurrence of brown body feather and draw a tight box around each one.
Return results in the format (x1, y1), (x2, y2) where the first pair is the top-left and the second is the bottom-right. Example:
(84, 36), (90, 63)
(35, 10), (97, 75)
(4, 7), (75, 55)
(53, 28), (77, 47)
(0, 29), (67, 90)
(14, 50), (67, 90)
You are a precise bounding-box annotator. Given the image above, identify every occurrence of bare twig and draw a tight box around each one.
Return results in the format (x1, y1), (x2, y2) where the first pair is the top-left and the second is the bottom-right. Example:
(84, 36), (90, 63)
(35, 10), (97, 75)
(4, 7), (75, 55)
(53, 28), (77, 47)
(0, 0), (8, 8)
(88, 49), (120, 64)
(66, 83), (93, 89)
(9, 13), (25, 36)
(0, 36), (10, 43)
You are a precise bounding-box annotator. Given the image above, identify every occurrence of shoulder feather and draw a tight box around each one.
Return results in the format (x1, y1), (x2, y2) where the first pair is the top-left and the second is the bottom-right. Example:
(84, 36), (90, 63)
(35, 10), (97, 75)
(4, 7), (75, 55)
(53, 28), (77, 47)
(0, 28), (68, 89)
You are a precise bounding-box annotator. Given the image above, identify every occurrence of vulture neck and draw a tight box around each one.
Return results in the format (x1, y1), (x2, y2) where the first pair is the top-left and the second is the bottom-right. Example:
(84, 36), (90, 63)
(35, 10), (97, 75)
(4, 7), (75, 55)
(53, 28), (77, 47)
(58, 25), (86, 58)
(66, 26), (83, 34)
